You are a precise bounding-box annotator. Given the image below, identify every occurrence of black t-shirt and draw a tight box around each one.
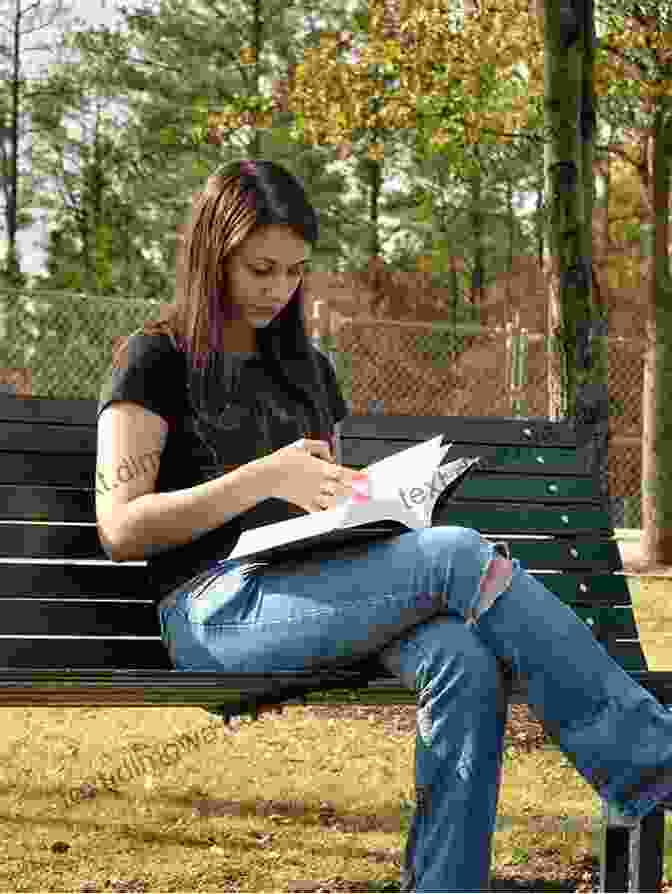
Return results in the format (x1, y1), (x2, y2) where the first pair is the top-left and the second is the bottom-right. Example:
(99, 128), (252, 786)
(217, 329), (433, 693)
(97, 332), (349, 605)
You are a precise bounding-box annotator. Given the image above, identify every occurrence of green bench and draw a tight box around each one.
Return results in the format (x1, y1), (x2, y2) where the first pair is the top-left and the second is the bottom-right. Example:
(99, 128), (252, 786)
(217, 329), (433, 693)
(1, 392), (671, 891)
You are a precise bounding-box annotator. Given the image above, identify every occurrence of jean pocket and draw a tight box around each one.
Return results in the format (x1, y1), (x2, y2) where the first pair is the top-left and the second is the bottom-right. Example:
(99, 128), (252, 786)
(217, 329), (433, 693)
(189, 559), (268, 602)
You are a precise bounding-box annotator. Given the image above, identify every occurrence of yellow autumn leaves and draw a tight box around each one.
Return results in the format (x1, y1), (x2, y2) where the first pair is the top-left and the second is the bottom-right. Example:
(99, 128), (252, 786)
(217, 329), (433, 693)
(288, 0), (544, 157)
(211, 0), (672, 163)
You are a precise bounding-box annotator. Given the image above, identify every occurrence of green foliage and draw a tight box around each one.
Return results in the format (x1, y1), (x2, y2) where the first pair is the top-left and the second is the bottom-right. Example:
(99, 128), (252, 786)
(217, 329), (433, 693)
(623, 495), (641, 528)
(399, 797), (414, 837)
(509, 846), (531, 865)
(609, 397), (625, 418)
(414, 327), (469, 366)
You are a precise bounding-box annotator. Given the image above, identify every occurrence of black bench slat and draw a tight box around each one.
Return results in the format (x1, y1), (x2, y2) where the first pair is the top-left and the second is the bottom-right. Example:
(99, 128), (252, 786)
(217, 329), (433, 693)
(343, 441), (591, 471)
(0, 563), (150, 597)
(443, 442), (595, 473)
(435, 502), (612, 535)
(0, 564), (634, 605)
(0, 394), (97, 424)
(1, 446), (594, 488)
(534, 571), (635, 605)
(504, 537), (624, 571)
(0, 397), (580, 443)
(0, 636), (173, 669)
(0, 667), (414, 706)
(0, 525), (623, 569)
(0, 485), (92, 521)
(340, 414), (581, 444)
(0, 666), (666, 708)
(0, 600), (162, 636)
(1, 454), (93, 488)
(1, 421), (94, 454)
(1, 488), (609, 532)
(457, 474), (597, 501)
(0, 524), (108, 558)
(1, 399), (578, 441)
(571, 606), (640, 639)
(0, 598), (641, 639)
(0, 632), (636, 673)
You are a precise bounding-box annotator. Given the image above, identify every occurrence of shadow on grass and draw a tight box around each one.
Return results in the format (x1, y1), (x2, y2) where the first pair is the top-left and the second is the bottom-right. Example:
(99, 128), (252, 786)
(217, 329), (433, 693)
(284, 874), (595, 892)
(397, 804), (598, 894)
(490, 879), (595, 892)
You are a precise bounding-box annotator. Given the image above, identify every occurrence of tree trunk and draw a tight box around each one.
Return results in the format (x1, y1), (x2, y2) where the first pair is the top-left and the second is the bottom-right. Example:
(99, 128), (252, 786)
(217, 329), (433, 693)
(535, 156), (545, 269)
(640, 97), (672, 565)
(544, 0), (584, 420)
(450, 253), (459, 358)
(6, 1), (21, 282)
(251, 0), (264, 158)
(368, 158), (383, 258)
(505, 170), (514, 327)
(470, 147), (486, 323)
(578, 0), (609, 498)
(543, 0), (602, 437)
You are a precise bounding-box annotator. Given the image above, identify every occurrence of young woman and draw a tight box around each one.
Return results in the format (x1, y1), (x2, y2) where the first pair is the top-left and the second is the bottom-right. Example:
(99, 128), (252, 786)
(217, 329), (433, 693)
(97, 158), (672, 892)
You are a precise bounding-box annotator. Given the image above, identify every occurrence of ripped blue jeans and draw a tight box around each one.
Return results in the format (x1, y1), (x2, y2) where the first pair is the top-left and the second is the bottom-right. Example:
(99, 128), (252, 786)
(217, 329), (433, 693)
(157, 526), (672, 893)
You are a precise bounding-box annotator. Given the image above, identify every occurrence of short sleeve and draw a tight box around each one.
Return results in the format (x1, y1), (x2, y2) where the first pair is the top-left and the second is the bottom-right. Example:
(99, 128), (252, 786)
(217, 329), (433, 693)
(314, 345), (349, 424)
(97, 332), (183, 425)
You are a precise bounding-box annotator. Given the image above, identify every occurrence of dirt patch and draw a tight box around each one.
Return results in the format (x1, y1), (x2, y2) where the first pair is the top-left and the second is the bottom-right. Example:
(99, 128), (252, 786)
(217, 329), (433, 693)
(492, 851), (599, 892)
(279, 857), (600, 893)
(290, 702), (598, 892)
(301, 700), (550, 749)
(293, 702), (672, 892)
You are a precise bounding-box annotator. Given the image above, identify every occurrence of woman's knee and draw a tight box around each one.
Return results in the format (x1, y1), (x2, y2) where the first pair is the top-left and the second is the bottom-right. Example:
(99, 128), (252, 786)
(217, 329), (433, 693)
(382, 615), (509, 752)
(423, 615), (507, 695)
(379, 613), (506, 699)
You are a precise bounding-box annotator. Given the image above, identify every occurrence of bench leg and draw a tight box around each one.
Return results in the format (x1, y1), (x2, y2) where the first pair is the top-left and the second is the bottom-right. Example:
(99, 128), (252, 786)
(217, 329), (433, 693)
(600, 800), (665, 891)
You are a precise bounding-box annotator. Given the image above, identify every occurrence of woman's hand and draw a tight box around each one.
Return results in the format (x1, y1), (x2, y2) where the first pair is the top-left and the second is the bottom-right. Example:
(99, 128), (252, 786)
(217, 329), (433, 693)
(262, 438), (368, 514)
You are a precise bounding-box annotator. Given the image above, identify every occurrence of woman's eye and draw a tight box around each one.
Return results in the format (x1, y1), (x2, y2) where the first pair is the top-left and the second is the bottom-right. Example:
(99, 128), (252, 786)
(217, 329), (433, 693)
(251, 266), (307, 277)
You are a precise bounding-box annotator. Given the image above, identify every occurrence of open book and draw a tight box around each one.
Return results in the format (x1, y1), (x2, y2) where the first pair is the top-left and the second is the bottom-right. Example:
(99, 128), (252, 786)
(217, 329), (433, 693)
(226, 435), (482, 564)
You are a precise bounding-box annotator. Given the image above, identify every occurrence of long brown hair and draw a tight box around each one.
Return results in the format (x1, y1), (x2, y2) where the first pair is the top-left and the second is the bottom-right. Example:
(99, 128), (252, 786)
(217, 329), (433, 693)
(109, 158), (335, 443)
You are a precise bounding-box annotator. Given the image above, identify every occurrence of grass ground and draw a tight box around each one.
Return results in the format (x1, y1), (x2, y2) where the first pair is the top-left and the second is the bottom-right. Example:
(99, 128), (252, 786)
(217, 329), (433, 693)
(1, 557), (671, 891)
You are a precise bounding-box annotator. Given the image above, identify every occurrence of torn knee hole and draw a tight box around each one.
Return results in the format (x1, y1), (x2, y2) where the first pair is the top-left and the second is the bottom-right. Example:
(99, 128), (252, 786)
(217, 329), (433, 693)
(471, 556), (513, 624)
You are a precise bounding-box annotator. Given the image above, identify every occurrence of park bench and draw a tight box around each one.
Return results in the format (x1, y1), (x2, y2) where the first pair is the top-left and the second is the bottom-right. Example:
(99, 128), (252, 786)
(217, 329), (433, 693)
(2, 391), (672, 891)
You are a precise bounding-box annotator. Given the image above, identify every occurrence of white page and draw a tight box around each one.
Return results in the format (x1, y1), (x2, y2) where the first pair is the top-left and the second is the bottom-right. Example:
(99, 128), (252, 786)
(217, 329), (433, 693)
(228, 434), (454, 561)
(331, 435), (450, 514)
(357, 435), (450, 525)
(228, 499), (353, 560)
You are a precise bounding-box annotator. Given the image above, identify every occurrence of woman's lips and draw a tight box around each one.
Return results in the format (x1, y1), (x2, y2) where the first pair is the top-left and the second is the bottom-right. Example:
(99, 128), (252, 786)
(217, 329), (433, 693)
(249, 303), (285, 316)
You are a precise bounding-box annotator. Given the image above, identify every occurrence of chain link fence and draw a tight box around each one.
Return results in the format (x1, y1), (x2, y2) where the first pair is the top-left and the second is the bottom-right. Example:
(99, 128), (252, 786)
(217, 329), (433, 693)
(0, 289), (164, 401)
(324, 314), (645, 528)
(0, 289), (645, 526)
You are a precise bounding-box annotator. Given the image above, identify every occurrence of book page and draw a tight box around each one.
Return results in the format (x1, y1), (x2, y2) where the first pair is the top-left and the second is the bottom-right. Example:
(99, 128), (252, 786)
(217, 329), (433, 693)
(228, 435), (461, 562)
(331, 434), (450, 519)
(417, 455), (482, 524)
(359, 435), (449, 526)
(228, 499), (353, 560)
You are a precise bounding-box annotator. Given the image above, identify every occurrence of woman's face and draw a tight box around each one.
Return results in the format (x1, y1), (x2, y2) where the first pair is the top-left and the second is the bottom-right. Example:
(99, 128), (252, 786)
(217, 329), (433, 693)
(224, 224), (311, 325)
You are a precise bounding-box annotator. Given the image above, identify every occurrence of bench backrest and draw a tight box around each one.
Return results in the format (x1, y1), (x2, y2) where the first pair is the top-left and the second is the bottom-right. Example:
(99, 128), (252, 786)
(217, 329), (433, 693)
(0, 395), (647, 680)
